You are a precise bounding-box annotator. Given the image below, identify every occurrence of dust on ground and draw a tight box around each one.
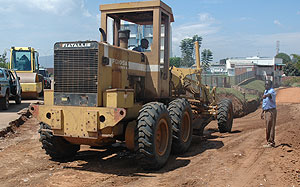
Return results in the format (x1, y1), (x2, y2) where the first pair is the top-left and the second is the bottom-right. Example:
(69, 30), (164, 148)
(276, 87), (300, 103)
(0, 88), (299, 187)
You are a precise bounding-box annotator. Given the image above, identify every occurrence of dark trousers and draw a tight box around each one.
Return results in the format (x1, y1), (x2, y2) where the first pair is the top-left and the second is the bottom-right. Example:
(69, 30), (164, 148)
(264, 108), (277, 144)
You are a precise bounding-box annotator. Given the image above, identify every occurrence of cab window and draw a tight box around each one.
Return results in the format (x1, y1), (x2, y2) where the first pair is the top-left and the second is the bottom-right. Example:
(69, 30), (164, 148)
(11, 50), (32, 71)
(34, 51), (39, 71)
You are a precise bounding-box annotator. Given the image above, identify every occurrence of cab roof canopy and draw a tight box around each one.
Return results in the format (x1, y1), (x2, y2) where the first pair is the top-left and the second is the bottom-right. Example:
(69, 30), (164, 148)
(99, 0), (174, 25)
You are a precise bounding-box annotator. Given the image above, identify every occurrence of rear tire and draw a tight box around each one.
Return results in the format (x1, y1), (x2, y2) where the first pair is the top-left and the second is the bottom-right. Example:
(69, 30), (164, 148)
(38, 123), (80, 159)
(217, 99), (233, 133)
(168, 98), (193, 154)
(136, 102), (172, 170)
(1, 92), (9, 110)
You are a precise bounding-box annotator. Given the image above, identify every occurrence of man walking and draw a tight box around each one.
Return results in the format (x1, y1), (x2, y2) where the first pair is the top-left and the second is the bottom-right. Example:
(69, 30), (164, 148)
(261, 80), (277, 148)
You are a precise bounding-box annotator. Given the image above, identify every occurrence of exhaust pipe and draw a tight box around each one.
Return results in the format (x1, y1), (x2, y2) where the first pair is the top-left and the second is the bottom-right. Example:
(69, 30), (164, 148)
(99, 28), (107, 43)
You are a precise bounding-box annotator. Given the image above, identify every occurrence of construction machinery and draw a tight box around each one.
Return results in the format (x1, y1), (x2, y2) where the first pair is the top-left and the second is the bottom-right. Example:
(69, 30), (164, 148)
(9, 47), (43, 98)
(30, 0), (233, 170)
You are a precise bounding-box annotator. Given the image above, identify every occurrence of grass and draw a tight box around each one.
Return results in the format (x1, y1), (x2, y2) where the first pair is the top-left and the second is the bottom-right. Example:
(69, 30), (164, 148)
(217, 88), (245, 101)
(217, 87), (259, 102)
(245, 94), (259, 101)
(291, 82), (300, 87)
(282, 77), (300, 87)
(217, 80), (265, 102)
(241, 80), (265, 93)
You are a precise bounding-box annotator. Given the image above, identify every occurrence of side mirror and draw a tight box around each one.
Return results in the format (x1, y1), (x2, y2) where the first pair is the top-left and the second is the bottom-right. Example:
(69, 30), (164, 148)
(18, 77), (20, 80)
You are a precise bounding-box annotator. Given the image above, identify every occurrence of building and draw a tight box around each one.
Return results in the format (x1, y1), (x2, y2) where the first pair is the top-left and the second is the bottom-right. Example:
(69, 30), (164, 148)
(226, 56), (285, 86)
(209, 63), (227, 74)
(226, 57), (257, 76)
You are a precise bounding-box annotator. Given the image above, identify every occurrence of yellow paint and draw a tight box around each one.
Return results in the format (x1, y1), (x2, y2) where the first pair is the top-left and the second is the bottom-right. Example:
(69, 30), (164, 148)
(44, 90), (54, 105)
(104, 89), (134, 108)
(85, 111), (99, 133)
(50, 109), (63, 130)
(36, 105), (126, 139)
(97, 43), (144, 107)
(195, 41), (201, 70)
(21, 82), (42, 93)
(100, 0), (174, 22)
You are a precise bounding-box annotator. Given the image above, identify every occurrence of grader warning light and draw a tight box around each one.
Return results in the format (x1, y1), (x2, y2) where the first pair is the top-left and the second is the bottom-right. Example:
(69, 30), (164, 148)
(31, 0), (233, 170)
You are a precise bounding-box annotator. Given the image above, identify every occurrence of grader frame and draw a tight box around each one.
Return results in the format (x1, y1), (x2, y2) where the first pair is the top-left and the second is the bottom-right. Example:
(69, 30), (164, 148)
(31, 0), (233, 170)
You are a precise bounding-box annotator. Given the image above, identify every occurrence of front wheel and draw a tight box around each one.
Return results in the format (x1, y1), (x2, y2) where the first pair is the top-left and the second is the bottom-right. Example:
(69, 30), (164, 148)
(168, 98), (193, 154)
(1, 93), (9, 110)
(217, 99), (234, 133)
(136, 102), (172, 170)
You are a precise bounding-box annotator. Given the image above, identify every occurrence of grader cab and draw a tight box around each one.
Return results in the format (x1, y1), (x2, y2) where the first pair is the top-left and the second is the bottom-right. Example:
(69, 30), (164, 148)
(30, 0), (233, 170)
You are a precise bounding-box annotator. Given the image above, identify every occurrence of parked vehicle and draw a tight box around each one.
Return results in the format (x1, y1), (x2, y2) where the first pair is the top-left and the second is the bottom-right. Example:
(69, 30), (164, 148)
(0, 68), (22, 110)
(39, 68), (51, 89)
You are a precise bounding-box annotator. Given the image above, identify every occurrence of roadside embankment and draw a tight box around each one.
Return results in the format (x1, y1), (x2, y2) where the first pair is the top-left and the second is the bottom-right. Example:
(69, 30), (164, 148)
(217, 80), (265, 118)
(217, 93), (261, 118)
(0, 107), (32, 138)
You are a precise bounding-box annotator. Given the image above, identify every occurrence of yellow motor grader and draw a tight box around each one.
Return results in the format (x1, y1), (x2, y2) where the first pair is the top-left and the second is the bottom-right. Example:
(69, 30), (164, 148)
(30, 0), (233, 170)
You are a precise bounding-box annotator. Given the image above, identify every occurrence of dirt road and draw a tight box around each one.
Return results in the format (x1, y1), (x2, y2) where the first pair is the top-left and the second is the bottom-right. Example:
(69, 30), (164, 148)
(0, 88), (299, 187)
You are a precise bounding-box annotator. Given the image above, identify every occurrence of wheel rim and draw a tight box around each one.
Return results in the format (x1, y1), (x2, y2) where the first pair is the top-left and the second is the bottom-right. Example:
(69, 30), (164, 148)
(155, 118), (169, 156)
(181, 111), (191, 143)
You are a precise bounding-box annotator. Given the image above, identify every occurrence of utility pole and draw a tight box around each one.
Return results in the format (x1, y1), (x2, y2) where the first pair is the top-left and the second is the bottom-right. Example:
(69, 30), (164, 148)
(276, 41), (280, 55)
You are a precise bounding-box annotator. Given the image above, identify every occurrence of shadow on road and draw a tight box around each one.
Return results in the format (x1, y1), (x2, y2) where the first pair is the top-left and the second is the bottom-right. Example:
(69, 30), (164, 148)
(61, 127), (230, 176)
(0, 102), (30, 113)
(230, 130), (242, 134)
(0, 99), (41, 113)
(275, 143), (292, 148)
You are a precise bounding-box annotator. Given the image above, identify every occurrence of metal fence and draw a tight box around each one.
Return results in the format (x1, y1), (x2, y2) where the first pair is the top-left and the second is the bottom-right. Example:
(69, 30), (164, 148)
(201, 71), (255, 87)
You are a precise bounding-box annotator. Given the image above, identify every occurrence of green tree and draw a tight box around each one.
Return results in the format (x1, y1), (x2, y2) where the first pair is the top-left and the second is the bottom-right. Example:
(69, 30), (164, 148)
(0, 51), (8, 68)
(275, 53), (291, 64)
(291, 54), (300, 72)
(169, 57), (181, 67)
(283, 62), (300, 76)
(201, 49), (213, 71)
(180, 35), (202, 67)
(291, 54), (300, 62)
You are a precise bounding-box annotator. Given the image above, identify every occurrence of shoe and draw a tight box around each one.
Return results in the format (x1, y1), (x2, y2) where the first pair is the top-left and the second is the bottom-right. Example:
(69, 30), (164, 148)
(263, 144), (273, 148)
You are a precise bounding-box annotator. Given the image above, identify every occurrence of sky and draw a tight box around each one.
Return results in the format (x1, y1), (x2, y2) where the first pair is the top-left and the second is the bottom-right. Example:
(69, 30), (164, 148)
(0, 0), (300, 64)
